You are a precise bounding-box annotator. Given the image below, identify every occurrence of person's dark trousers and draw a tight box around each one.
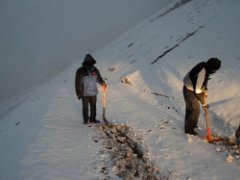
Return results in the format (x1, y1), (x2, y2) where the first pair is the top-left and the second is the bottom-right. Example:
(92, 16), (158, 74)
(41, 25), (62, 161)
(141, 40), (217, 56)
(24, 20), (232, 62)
(183, 86), (200, 134)
(82, 96), (97, 123)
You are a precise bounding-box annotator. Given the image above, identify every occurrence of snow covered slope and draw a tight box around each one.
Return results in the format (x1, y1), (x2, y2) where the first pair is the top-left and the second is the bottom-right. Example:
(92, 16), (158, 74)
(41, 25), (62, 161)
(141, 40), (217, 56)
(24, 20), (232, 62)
(0, 0), (240, 179)
(0, 0), (173, 104)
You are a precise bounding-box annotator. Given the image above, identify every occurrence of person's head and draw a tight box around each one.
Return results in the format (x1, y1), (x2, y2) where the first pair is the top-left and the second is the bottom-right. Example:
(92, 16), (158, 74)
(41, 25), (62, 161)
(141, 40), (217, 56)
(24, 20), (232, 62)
(206, 58), (221, 74)
(82, 54), (96, 67)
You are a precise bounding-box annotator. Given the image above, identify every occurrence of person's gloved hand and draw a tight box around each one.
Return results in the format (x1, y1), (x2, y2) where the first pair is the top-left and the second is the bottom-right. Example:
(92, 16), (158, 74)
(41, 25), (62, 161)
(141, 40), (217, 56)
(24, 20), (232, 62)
(203, 90), (208, 98)
(102, 82), (107, 88)
(202, 104), (209, 110)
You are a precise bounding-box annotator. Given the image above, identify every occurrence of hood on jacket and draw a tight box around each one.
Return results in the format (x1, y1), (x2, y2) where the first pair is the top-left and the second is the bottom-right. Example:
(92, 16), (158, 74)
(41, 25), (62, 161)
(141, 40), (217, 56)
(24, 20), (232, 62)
(82, 54), (96, 66)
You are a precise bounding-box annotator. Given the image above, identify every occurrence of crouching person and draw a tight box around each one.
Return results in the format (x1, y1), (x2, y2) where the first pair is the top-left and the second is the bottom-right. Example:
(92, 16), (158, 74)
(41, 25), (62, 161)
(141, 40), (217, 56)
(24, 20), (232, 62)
(183, 58), (221, 135)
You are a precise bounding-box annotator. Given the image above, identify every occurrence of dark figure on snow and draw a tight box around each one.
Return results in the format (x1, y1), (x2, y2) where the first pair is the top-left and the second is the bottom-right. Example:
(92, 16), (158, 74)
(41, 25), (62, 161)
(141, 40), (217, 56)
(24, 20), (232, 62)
(183, 58), (221, 135)
(236, 124), (240, 141)
(75, 54), (106, 124)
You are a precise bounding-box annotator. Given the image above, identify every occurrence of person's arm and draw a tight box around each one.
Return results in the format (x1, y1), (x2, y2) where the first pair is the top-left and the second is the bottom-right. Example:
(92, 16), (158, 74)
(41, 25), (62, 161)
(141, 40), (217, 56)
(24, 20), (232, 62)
(196, 89), (208, 110)
(189, 62), (206, 93)
(95, 68), (106, 86)
(75, 68), (83, 99)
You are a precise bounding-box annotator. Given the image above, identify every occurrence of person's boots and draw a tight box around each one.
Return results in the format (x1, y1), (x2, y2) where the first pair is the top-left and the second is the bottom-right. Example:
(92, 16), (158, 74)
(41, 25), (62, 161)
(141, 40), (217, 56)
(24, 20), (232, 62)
(185, 129), (198, 136)
(89, 118), (100, 123)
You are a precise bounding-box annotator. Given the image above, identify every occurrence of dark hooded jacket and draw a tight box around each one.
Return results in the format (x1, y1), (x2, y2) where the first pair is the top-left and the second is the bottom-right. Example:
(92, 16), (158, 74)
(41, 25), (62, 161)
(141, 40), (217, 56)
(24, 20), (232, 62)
(75, 54), (105, 98)
(183, 58), (221, 104)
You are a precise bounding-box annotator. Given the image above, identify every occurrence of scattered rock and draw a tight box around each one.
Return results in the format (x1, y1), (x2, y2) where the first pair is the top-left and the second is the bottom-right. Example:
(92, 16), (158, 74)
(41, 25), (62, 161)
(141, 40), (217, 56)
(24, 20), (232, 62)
(108, 67), (116, 72)
(226, 154), (234, 163)
(121, 78), (132, 85)
(15, 122), (21, 126)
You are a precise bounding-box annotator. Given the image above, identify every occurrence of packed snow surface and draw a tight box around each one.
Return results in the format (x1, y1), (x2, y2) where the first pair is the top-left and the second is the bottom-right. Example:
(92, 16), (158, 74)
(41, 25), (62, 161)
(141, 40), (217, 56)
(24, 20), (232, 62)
(1, 0), (240, 179)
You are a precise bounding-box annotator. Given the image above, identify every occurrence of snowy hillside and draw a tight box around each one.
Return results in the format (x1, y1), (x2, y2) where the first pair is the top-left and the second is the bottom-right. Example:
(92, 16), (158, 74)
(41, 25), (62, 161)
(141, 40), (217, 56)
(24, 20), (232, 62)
(0, 0), (173, 105)
(1, 0), (240, 179)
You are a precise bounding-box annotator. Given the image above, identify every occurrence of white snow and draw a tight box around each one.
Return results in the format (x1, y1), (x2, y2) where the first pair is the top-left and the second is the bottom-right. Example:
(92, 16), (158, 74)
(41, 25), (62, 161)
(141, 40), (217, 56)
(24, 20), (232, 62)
(1, 0), (240, 179)
(0, 0), (173, 104)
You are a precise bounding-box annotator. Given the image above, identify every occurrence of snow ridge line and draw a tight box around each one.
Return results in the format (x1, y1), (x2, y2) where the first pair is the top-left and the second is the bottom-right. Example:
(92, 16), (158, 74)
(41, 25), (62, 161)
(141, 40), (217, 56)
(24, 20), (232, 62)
(150, 25), (204, 65)
(150, 0), (193, 22)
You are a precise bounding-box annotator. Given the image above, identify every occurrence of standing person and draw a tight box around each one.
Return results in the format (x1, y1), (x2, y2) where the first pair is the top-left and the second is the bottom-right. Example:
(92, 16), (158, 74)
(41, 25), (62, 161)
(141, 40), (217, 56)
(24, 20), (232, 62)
(183, 58), (221, 135)
(75, 54), (106, 124)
